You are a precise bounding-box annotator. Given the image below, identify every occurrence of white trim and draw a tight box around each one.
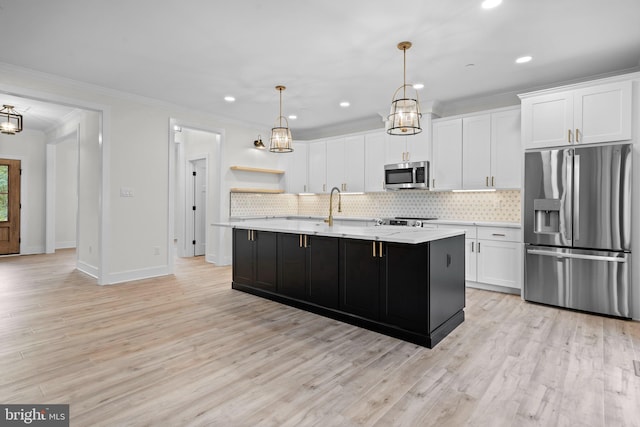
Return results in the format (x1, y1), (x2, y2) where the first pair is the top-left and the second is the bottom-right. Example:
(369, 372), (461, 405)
(518, 70), (640, 99)
(55, 241), (77, 249)
(77, 260), (99, 279)
(106, 265), (171, 285)
(466, 281), (521, 296)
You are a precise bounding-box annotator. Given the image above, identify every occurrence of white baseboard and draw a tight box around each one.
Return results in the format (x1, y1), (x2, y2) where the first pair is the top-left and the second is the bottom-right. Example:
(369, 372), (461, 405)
(21, 245), (45, 255)
(106, 265), (170, 285)
(466, 281), (521, 296)
(77, 261), (99, 279)
(55, 241), (76, 249)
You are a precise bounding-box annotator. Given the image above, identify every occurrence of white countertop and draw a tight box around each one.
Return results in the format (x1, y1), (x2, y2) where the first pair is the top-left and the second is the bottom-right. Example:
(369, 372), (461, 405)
(214, 219), (465, 244)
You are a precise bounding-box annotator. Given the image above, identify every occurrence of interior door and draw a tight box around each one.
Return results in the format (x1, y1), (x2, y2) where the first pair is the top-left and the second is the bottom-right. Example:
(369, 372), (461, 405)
(0, 159), (20, 255)
(192, 159), (206, 256)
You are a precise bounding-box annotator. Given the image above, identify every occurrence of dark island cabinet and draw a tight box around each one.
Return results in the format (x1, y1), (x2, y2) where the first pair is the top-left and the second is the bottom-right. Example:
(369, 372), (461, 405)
(339, 239), (381, 319)
(232, 228), (465, 348)
(232, 228), (277, 292)
(278, 234), (340, 308)
(381, 242), (429, 332)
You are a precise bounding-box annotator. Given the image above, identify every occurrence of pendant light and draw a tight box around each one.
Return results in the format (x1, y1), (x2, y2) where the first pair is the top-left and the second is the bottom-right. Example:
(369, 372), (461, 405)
(269, 85), (293, 153)
(0, 105), (23, 135)
(387, 41), (422, 136)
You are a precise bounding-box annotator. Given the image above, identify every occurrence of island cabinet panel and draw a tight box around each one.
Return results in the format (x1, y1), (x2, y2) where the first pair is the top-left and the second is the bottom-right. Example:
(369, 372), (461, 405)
(277, 234), (340, 307)
(339, 239), (381, 319)
(429, 235), (465, 331)
(381, 242), (429, 332)
(232, 228), (277, 292)
(306, 236), (340, 308)
(277, 233), (307, 299)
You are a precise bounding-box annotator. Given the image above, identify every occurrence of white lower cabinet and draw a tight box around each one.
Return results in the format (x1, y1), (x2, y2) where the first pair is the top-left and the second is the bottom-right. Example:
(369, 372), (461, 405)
(437, 224), (522, 293)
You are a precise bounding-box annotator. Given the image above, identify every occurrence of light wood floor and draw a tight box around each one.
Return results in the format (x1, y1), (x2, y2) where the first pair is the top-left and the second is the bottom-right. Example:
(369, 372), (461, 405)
(1, 250), (639, 426)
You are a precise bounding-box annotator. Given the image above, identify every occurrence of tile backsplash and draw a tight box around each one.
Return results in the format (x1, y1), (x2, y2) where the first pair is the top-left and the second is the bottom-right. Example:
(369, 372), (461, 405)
(230, 190), (521, 223)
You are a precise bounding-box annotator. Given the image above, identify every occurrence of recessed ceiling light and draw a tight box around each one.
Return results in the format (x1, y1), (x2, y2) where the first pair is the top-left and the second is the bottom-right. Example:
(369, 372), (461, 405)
(224, 96), (235, 102)
(339, 101), (350, 108)
(465, 63), (475, 68)
(516, 55), (533, 64)
(481, 0), (502, 9)
(288, 115), (297, 120)
(413, 83), (424, 90)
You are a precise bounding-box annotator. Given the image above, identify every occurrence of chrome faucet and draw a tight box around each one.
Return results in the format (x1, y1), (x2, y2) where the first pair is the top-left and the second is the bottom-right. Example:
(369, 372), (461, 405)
(324, 186), (342, 226)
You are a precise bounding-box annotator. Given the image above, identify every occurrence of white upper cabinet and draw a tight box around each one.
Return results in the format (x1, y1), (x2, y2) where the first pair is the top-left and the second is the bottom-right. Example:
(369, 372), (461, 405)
(462, 114), (492, 189)
(385, 129), (430, 164)
(433, 107), (521, 191)
(308, 140), (327, 193)
(364, 131), (386, 192)
(521, 80), (632, 149)
(326, 135), (365, 192)
(491, 108), (521, 189)
(432, 118), (463, 190)
(285, 142), (308, 193)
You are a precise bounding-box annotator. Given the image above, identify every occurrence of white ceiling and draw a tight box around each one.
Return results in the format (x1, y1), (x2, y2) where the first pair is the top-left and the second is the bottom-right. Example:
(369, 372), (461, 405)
(1, 0), (639, 138)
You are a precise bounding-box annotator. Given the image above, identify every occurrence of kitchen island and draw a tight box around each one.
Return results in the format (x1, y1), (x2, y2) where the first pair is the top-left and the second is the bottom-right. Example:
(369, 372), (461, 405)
(222, 219), (465, 348)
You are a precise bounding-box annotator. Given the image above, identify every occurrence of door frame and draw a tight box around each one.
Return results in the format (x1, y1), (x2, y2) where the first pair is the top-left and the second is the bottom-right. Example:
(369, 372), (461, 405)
(0, 82), (111, 284)
(168, 118), (224, 269)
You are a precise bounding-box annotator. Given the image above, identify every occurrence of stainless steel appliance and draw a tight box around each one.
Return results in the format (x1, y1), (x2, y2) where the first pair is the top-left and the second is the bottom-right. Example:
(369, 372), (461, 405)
(384, 161), (429, 190)
(523, 143), (632, 318)
(377, 216), (437, 227)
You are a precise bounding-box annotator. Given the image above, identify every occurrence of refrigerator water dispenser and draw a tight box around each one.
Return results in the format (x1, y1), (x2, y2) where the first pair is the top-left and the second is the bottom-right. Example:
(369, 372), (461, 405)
(533, 199), (561, 234)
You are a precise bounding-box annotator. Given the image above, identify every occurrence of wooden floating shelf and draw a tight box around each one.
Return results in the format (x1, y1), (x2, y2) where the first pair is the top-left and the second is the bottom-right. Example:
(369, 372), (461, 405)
(230, 166), (285, 174)
(230, 188), (285, 194)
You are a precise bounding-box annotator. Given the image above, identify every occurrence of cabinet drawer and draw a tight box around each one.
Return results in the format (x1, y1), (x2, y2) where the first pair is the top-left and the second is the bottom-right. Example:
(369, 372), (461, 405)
(477, 227), (520, 242)
(437, 224), (476, 239)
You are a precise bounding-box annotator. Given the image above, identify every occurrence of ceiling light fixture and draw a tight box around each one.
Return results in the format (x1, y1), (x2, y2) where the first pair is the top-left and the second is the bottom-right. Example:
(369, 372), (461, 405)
(387, 41), (422, 136)
(516, 55), (533, 64)
(481, 0), (502, 9)
(339, 101), (350, 108)
(288, 114), (297, 120)
(0, 105), (23, 135)
(269, 85), (293, 153)
(253, 135), (265, 150)
(413, 83), (424, 90)
(224, 96), (236, 102)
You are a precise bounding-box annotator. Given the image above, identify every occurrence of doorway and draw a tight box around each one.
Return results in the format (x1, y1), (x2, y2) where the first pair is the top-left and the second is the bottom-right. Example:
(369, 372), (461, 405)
(189, 158), (207, 257)
(0, 158), (21, 255)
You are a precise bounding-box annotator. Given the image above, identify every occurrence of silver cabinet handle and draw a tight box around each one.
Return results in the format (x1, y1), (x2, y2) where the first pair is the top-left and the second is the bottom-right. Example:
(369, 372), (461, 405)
(471, 241), (475, 252)
(491, 233), (506, 237)
(574, 154), (580, 242)
(527, 249), (627, 263)
(477, 242), (480, 252)
(491, 176), (495, 187)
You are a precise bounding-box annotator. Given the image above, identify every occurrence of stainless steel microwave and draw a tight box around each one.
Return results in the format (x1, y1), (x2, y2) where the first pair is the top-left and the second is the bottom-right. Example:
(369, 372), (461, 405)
(384, 161), (429, 190)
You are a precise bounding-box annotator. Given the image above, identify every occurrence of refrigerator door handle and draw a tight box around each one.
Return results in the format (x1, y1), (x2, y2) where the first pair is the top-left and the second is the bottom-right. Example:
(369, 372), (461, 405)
(564, 150), (573, 242)
(526, 249), (627, 263)
(573, 154), (580, 242)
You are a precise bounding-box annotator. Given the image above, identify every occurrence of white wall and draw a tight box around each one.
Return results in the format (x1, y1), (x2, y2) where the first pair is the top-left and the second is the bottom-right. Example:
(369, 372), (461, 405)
(0, 129), (46, 254)
(54, 136), (78, 249)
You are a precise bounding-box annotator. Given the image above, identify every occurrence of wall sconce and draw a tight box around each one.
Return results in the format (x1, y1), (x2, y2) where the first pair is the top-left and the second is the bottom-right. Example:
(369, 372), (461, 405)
(253, 135), (266, 150)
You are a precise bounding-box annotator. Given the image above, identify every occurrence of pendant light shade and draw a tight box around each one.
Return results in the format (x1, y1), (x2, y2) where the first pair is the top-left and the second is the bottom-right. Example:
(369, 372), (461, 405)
(269, 85), (293, 153)
(0, 105), (23, 135)
(387, 42), (422, 136)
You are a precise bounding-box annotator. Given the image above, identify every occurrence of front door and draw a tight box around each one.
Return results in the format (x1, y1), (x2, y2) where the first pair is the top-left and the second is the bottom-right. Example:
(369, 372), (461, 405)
(0, 159), (21, 255)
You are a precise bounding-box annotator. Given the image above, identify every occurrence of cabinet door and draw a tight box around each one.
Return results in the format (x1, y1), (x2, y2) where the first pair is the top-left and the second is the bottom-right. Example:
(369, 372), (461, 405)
(573, 81), (632, 145)
(308, 141), (327, 193)
(405, 129), (430, 162)
(364, 131), (386, 192)
(286, 142), (308, 193)
(521, 91), (573, 149)
(462, 114), (491, 189)
(491, 109), (521, 189)
(254, 231), (277, 291)
(465, 238), (477, 282)
(307, 235), (340, 308)
(432, 119), (462, 190)
(477, 239), (522, 290)
(277, 233), (307, 299)
(325, 137), (345, 191)
(429, 235), (466, 332)
(343, 135), (365, 192)
(232, 228), (254, 285)
(385, 134), (407, 164)
(381, 242), (428, 332)
(340, 239), (380, 319)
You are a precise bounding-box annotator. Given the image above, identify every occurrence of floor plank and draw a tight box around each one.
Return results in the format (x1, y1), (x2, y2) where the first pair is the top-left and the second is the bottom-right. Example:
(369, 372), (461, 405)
(1, 250), (639, 426)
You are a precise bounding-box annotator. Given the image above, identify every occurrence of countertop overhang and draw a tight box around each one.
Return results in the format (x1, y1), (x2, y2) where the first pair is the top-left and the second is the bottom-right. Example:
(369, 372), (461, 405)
(214, 219), (465, 244)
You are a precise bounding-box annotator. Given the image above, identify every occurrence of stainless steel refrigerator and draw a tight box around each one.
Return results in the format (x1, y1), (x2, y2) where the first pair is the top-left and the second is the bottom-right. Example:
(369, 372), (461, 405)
(523, 143), (632, 318)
